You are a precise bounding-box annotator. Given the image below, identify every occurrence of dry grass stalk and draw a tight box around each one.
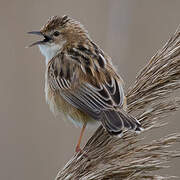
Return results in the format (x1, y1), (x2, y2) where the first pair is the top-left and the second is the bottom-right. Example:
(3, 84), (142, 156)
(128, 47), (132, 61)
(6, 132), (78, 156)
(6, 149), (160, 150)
(55, 26), (180, 180)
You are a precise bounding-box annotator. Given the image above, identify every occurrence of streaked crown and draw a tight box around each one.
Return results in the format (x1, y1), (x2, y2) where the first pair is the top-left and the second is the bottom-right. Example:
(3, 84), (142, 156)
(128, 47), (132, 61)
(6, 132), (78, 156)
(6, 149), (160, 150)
(41, 15), (70, 32)
(40, 15), (89, 41)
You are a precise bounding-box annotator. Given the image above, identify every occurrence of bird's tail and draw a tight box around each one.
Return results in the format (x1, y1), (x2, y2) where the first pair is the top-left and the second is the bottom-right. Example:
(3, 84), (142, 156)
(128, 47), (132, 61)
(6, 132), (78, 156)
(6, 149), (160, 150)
(101, 109), (143, 137)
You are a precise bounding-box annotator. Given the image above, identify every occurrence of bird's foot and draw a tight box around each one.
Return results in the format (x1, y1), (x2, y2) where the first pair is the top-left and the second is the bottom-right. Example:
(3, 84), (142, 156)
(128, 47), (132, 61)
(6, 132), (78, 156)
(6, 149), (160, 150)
(75, 146), (89, 159)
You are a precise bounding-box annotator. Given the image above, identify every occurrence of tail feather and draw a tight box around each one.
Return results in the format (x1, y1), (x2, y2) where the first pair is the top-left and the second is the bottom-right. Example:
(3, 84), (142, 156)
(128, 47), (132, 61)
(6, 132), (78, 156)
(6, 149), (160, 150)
(101, 109), (143, 136)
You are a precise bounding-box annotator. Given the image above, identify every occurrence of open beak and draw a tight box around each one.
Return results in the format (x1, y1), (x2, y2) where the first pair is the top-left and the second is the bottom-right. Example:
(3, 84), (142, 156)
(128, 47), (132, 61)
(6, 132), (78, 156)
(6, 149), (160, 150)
(27, 31), (52, 47)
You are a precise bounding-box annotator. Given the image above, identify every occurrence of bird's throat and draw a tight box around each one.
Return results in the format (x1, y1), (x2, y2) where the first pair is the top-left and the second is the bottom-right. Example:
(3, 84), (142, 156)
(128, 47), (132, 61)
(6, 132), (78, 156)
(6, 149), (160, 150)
(38, 42), (65, 65)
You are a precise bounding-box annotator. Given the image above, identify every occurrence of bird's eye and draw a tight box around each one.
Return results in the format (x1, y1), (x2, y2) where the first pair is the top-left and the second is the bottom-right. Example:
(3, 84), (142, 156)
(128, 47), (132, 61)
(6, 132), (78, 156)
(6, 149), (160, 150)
(53, 31), (60, 37)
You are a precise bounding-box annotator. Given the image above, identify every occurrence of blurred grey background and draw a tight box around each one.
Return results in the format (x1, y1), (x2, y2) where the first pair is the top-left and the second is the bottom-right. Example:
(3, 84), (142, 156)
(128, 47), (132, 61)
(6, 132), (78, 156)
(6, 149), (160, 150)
(0, 0), (180, 179)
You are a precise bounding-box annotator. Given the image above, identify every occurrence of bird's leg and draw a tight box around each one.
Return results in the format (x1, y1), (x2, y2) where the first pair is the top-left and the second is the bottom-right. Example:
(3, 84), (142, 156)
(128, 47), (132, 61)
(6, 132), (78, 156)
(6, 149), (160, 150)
(75, 123), (86, 153)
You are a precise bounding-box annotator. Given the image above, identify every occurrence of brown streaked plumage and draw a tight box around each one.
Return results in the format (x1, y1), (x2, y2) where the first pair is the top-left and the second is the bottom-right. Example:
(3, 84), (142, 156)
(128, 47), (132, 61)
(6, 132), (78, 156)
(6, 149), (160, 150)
(28, 15), (143, 153)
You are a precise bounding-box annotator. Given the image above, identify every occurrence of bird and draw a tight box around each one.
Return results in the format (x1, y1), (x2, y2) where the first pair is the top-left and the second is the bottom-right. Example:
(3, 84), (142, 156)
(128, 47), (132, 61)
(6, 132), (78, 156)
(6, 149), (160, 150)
(28, 15), (143, 153)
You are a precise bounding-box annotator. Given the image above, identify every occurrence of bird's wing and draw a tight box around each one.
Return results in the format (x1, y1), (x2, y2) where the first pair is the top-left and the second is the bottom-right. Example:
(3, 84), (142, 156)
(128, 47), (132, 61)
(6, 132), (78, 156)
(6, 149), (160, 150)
(47, 51), (125, 120)
(60, 74), (125, 120)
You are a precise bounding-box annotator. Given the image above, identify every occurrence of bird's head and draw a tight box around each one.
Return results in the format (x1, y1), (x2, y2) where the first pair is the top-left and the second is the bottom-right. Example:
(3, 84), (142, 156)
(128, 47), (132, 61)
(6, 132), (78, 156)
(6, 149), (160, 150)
(28, 15), (89, 62)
